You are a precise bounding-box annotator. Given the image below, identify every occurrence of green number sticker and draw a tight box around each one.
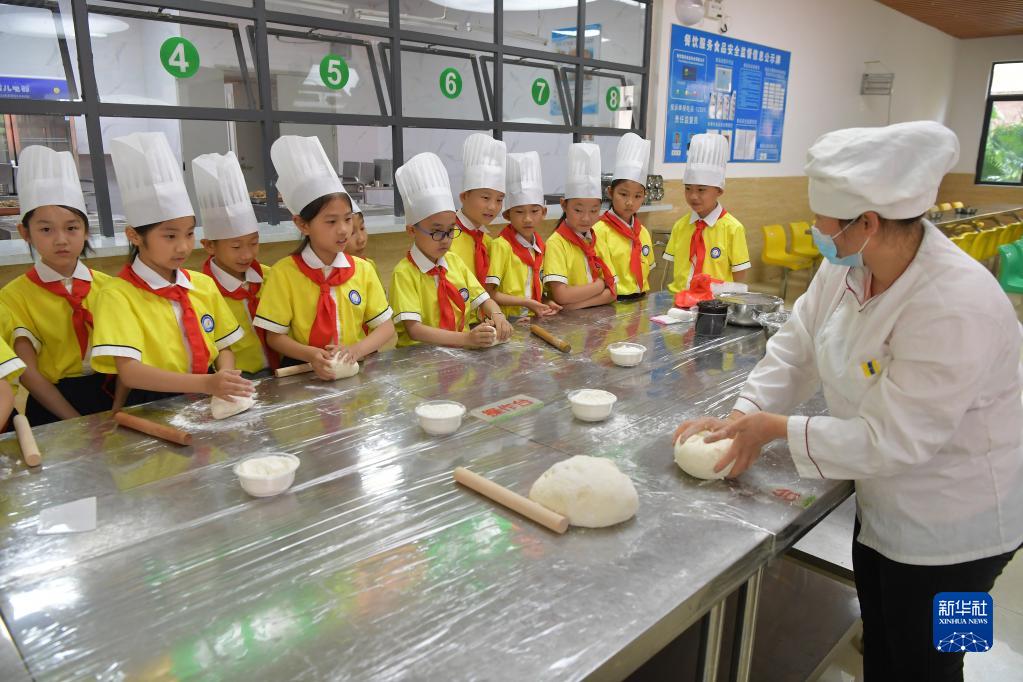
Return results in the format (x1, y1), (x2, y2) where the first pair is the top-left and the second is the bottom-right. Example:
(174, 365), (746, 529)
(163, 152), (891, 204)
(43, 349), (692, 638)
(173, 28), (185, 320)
(439, 67), (462, 100)
(606, 86), (621, 111)
(531, 77), (551, 106)
(320, 54), (350, 90)
(160, 37), (200, 79)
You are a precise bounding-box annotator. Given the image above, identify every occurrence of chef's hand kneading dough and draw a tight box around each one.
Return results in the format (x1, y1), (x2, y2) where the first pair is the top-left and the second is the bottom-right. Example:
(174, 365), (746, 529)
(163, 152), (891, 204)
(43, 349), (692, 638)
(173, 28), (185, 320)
(529, 455), (638, 528)
(674, 431), (735, 480)
(328, 355), (360, 379)
(211, 394), (256, 420)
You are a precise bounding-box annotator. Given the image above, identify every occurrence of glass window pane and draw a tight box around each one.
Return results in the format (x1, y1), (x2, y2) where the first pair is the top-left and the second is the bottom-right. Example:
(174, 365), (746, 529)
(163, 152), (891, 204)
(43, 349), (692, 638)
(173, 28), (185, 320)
(394, 42), (491, 121)
(267, 0), (389, 27)
(502, 1), (578, 57)
(502, 58), (572, 126)
(586, 0), (645, 67)
(81, 1), (258, 109)
(397, 0), (494, 39)
(401, 128), (493, 207)
(991, 62), (1023, 96)
(504, 130), (571, 197)
(0, 1), (80, 101)
(267, 24), (388, 115)
(979, 101), (1023, 185)
(580, 68), (641, 129)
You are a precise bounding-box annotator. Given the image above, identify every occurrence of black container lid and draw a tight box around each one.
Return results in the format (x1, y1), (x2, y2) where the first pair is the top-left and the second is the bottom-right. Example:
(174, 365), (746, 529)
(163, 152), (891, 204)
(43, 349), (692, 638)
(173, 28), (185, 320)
(697, 299), (729, 313)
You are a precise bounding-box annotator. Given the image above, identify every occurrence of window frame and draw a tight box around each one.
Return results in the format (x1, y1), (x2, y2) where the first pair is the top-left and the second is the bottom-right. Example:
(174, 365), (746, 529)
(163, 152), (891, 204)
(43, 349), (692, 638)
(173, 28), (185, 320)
(975, 60), (1023, 187)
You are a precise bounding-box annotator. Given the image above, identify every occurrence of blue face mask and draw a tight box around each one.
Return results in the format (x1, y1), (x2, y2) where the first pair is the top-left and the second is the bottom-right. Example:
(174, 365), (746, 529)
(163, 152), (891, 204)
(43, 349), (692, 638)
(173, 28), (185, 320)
(811, 216), (870, 268)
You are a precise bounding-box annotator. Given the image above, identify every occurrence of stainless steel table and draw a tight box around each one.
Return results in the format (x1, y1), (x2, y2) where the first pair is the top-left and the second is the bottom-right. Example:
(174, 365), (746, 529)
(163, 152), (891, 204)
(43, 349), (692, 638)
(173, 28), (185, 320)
(931, 204), (1023, 229)
(0, 292), (850, 681)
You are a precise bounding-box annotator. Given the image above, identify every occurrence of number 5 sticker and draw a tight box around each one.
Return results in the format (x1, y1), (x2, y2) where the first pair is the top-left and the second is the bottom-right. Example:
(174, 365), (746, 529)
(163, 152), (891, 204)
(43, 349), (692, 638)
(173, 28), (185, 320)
(439, 67), (462, 100)
(320, 54), (350, 90)
(160, 37), (199, 79)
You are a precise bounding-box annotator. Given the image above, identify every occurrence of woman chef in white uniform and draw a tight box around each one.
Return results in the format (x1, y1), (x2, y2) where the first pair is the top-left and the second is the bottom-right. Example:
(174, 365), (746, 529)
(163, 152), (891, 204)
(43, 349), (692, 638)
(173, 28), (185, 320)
(676, 121), (1023, 681)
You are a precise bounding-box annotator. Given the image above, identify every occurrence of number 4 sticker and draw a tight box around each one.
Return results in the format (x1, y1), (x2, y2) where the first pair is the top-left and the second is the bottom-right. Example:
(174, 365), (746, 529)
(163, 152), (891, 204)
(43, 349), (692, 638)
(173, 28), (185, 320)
(160, 37), (200, 79)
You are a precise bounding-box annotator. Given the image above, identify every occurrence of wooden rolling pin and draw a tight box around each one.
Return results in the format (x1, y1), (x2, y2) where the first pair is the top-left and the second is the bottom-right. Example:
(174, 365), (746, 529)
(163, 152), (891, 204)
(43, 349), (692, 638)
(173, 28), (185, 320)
(274, 363), (313, 378)
(529, 324), (571, 353)
(113, 411), (192, 446)
(13, 415), (41, 467)
(453, 467), (569, 534)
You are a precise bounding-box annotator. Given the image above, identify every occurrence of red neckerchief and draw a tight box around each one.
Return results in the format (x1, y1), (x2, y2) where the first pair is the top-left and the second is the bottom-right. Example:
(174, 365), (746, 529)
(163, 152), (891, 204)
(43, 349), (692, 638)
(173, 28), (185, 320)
(499, 227), (545, 303)
(26, 265), (93, 359)
(291, 252), (357, 349)
(202, 257), (279, 370)
(455, 215), (490, 283)
(690, 209), (728, 276)
(601, 210), (645, 290)
(554, 223), (617, 296)
(407, 251), (466, 331)
(118, 264), (210, 374)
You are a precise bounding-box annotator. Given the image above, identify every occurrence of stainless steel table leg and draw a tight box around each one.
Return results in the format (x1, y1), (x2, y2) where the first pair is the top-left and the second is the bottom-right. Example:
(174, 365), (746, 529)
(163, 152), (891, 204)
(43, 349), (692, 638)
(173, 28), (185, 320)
(699, 601), (726, 682)
(730, 566), (765, 682)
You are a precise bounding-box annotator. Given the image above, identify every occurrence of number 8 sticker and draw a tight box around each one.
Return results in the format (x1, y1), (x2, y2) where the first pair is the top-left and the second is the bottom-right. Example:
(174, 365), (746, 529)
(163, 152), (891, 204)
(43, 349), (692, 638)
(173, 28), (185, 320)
(606, 86), (621, 111)
(160, 37), (200, 79)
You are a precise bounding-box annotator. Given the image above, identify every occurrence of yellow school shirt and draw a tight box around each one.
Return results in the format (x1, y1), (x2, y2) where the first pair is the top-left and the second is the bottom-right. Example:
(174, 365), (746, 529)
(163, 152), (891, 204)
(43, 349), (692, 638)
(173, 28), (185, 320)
(253, 247), (392, 348)
(485, 232), (544, 318)
(90, 259), (244, 374)
(390, 244), (490, 347)
(0, 261), (110, 384)
(204, 259), (272, 375)
(451, 210), (494, 280)
(663, 204), (751, 293)
(593, 213), (656, 296)
(0, 305), (25, 386)
(542, 228), (617, 288)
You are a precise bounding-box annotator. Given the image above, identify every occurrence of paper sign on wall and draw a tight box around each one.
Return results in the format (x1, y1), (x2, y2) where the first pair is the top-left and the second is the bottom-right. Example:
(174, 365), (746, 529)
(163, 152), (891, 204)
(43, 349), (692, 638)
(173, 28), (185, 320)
(664, 25), (791, 164)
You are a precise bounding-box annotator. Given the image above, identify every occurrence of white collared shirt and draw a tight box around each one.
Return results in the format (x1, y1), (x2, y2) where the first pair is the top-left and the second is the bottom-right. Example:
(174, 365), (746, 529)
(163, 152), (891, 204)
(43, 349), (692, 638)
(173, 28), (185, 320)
(455, 210), (484, 234)
(208, 259), (262, 295)
(409, 242), (449, 279)
(734, 223), (1023, 565)
(300, 245), (350, 343)
(688, 202), (724, 228)
(35, 259), (93, 294)
(131, 257), (196, 368)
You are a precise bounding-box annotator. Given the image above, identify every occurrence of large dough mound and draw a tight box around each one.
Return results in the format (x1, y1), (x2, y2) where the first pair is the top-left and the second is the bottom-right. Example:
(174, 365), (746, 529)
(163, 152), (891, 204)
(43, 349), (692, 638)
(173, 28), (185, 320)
(328, 355), (360, 379)
(211, 394), (255, 420)
(674, 431), (734, 480)
(528, 455), (638, 528)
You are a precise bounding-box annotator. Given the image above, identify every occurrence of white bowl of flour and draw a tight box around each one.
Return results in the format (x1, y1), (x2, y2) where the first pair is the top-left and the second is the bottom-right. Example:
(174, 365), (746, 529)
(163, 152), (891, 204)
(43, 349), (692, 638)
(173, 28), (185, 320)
(415, 401), (467, 435)
(234, 453), (300, 497)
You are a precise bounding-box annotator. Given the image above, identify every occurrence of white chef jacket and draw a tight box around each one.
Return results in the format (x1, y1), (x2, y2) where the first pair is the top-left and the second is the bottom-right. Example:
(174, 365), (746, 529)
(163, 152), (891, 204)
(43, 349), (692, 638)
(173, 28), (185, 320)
(734, 222), (1023, 565)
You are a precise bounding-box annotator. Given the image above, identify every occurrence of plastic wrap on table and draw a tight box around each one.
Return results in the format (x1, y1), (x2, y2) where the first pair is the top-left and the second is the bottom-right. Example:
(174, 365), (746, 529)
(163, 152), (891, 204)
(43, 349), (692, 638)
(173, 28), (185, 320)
(0, 292), (850, 680)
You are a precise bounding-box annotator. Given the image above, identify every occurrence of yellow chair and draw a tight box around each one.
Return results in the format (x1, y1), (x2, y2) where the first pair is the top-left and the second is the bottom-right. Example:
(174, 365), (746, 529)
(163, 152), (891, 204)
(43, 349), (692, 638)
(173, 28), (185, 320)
(951, 201), (965, 209)
(1007, 222), (1023, 243)
(762, 224), (812, 299)
(996, 225), (1014, 248)
(971, 228), (999, 262)
(789, 221), (819, 260)
(939, 202), (953, 212)
(951, 231), (977, 255)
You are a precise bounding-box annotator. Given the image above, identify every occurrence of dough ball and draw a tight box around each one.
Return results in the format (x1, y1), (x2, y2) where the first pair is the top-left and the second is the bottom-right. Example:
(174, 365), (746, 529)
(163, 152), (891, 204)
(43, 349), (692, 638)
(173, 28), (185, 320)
(211, 394), (255, 420)
(528, 455), (638, 528)
(674, 431), (734, 480)
(328, 355), (360, 379)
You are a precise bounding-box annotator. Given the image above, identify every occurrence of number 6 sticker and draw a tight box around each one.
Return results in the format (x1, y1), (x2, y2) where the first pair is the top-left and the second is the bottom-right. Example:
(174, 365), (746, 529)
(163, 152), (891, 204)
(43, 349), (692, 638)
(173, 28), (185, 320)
(320, 54), (350, 90)
(439, 67), (462, 100)
(160, 37), (200, 79)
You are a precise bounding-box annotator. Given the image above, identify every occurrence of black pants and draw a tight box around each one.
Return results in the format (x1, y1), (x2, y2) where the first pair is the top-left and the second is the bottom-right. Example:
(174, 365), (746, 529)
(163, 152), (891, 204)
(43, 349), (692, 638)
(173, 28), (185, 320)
(852, 518), (1019, 681)
(24, 373), (116, 425)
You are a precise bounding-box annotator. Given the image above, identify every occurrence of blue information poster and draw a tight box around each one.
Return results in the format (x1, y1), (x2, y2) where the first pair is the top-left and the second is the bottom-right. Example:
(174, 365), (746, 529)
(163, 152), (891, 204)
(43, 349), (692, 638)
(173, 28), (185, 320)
(664, 26), (791, 164)
(0, 77), (70, 101)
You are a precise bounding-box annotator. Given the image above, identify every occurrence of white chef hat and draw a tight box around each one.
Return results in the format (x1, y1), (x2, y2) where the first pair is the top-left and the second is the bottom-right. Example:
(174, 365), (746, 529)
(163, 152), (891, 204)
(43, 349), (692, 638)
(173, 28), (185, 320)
(505, 152), (544, 209)
(683, 133), (729, 188)
(564, 143), (602, 200)
(805, 121), (961, 220)
(110, 132), (194, 227)
(396, 152), (455, 226)
(613, 132), (651, 186)
(462, 133), (506, 193)
(17, 145), (87, 223)
(271, 135), (348, 216)
(192, 152), (259, 240)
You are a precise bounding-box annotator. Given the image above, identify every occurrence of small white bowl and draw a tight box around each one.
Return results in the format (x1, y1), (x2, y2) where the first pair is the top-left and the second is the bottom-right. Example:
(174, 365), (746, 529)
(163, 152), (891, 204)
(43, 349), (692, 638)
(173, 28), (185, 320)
(415, 400), (467, 435)
(567, 389), (617, 422)
(233, 453), (300, 497)
(608, 342), (646, 367)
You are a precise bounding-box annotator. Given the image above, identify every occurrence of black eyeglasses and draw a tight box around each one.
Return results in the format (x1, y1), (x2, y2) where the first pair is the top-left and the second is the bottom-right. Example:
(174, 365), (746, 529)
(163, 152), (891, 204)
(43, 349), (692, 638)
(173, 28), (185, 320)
(415, 225), (462, 241)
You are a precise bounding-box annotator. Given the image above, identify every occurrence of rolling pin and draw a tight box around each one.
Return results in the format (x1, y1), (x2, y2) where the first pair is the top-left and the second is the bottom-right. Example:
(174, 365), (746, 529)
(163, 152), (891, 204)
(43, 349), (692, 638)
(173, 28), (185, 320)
(453, 467), (569, 534)
(113, 411), (192, 446)
(13, 415), (41, 467)
(529, 324), (571, 353)
(274, 363), (313, 378)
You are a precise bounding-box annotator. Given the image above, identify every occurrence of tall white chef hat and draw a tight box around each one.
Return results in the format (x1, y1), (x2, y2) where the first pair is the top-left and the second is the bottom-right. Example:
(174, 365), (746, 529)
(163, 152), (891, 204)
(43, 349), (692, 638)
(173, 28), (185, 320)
(564, 143), (602, 200)
(17, 145), (87, 223)
(805, 121), (961, 220)
(192, 152), (259, 240)
(505, 152), (545, 210)
(462, 133), (507, 194)
(612, 132), (651, 186)
(396, 152), (455, 226)
(271, 135), (348, 216)
(684, 133), (729, 188)
(110, 132), (194, 227)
